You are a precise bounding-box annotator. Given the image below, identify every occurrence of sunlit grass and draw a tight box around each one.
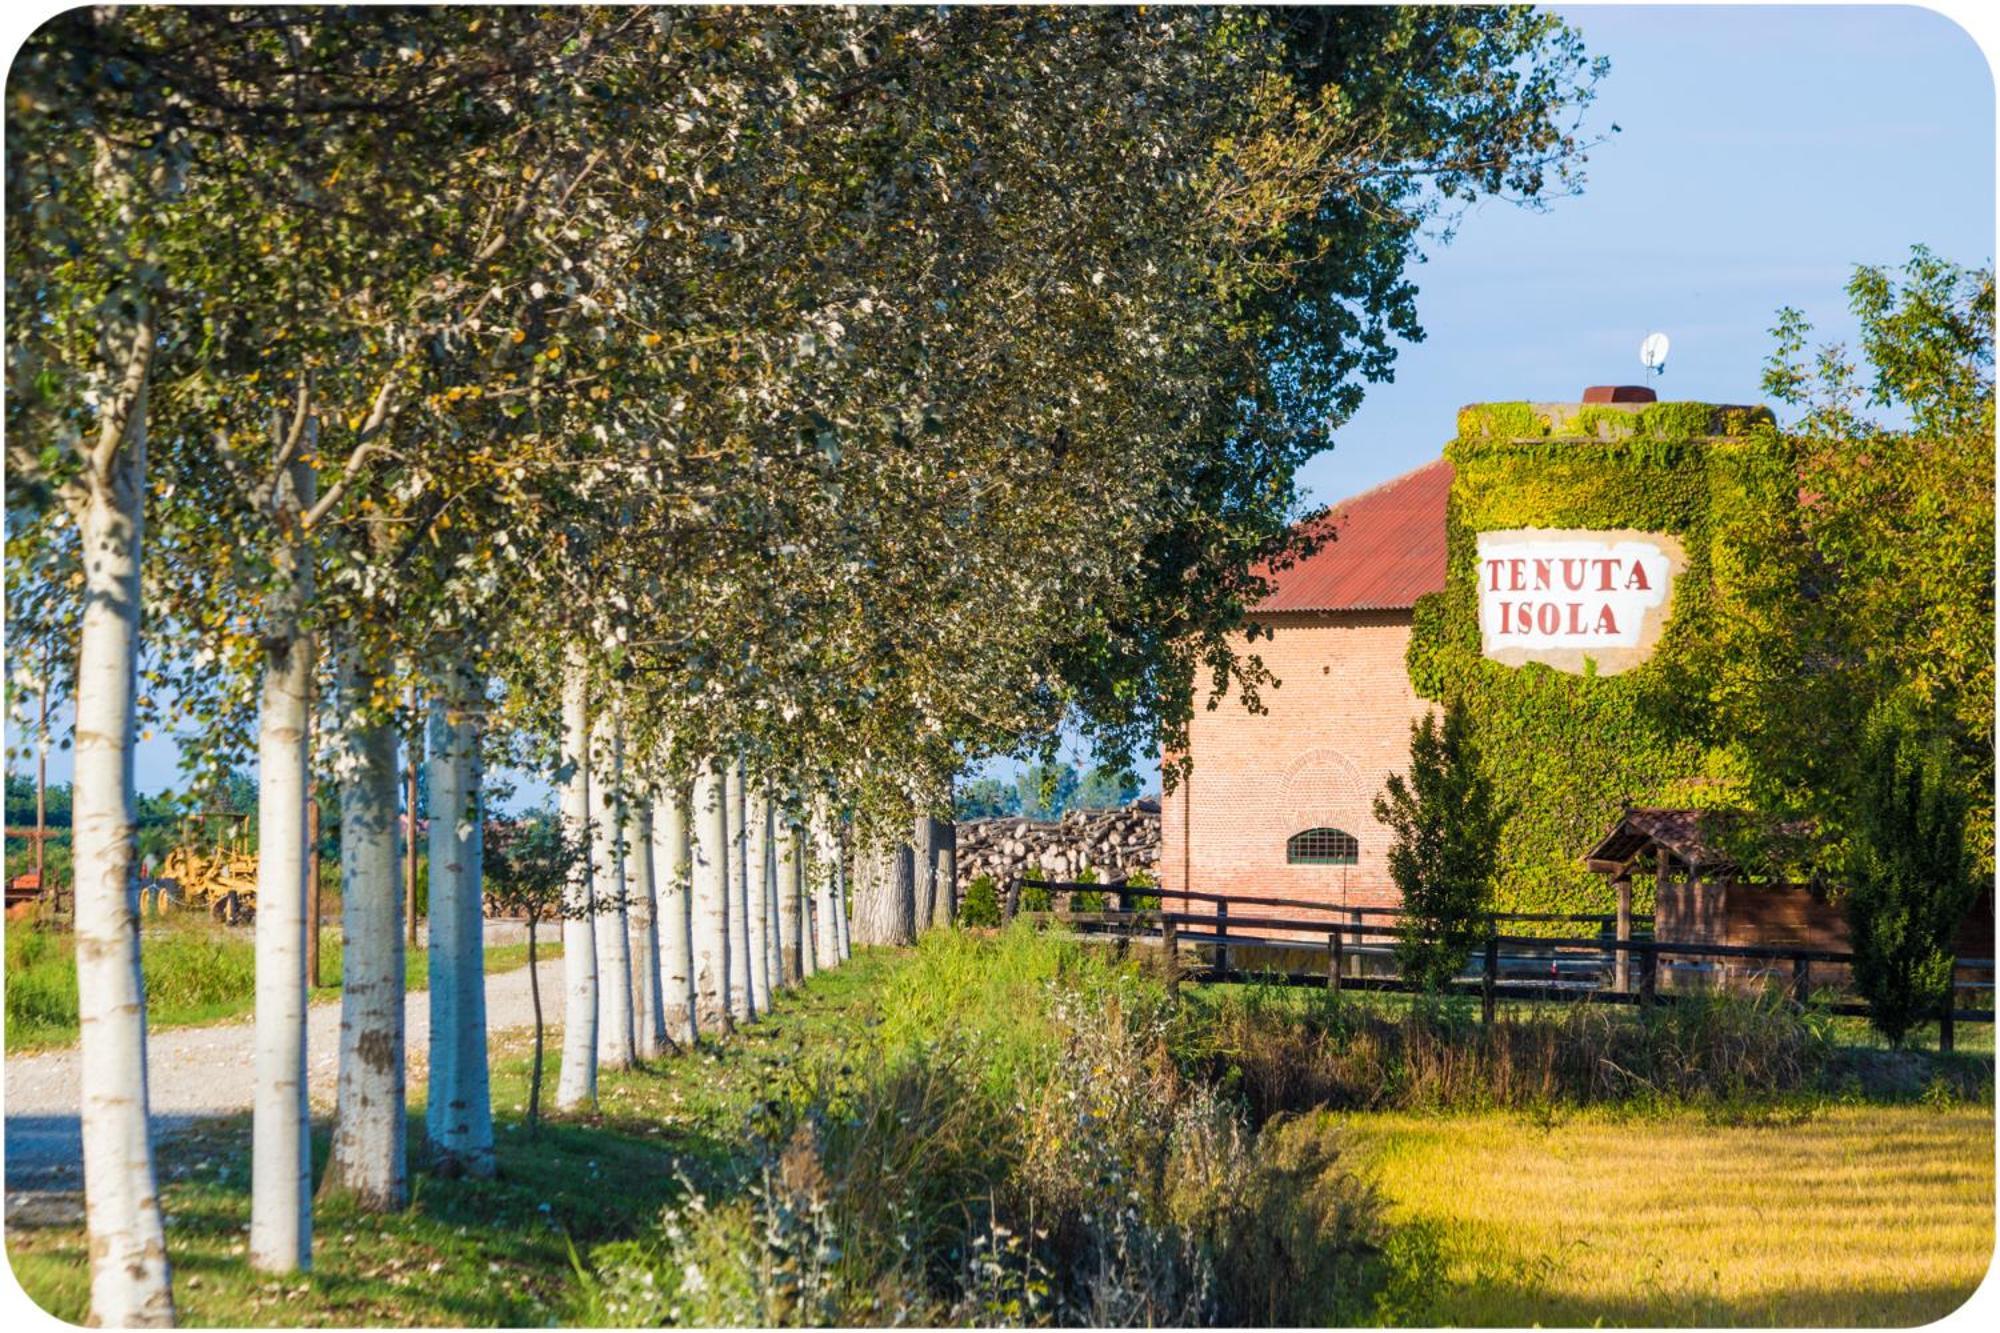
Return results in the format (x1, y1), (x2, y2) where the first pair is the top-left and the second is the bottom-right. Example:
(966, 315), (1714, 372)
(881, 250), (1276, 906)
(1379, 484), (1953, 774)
(1344, 1103), (1995, 1326)
(4, 915), (561, 1053)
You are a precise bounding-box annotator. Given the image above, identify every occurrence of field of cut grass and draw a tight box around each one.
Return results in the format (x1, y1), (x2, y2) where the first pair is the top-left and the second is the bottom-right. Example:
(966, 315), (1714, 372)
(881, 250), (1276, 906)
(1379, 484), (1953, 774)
(5, 917), (560, 1052)
(1345, 1104), (1995, 1326)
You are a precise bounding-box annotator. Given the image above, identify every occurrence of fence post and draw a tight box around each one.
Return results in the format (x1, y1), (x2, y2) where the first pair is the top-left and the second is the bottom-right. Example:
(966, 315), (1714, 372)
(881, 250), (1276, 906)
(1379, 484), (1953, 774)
(1482, 931), (1499, 1026)
(1114, 878), (1132, 914)
(1790, 954), (1810, 1007)
(1162, 915), (1180, 997)
(1941, 972), (1956, 1053)
(1349, 908), (1363, 979)
(1215, 899), (1230, 977)
(1614, 876), (1632, 992)
(1003, 877), (1022, 923)
(1328, 931), (1343, 994)
(1639, 942), (1658, 1008)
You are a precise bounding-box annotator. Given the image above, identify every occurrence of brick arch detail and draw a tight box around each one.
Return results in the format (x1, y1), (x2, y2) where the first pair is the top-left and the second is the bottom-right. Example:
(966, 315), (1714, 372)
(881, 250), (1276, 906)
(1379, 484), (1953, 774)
(1277, 748), (1372, 841)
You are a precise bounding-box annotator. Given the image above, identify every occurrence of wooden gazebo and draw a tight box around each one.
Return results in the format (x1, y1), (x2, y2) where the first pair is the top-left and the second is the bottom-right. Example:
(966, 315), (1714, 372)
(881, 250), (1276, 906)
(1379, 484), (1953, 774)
(1583, 806), (1847, 988)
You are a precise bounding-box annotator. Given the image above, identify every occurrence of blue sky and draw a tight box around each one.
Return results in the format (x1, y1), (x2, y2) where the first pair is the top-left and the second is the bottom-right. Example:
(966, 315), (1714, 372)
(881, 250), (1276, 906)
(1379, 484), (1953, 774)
(1301, 3), (1995, 507)
(6, 4), (1994, 807)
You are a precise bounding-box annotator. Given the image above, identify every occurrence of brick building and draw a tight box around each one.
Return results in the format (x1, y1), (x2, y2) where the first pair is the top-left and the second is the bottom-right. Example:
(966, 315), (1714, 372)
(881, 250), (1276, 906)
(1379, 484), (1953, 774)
(1160, 456), (1450, 913)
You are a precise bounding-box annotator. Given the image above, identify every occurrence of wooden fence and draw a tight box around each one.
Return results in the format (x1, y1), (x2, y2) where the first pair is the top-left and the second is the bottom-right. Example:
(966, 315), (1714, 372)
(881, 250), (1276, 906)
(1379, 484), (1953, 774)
(1010, 878), (1996, 1051)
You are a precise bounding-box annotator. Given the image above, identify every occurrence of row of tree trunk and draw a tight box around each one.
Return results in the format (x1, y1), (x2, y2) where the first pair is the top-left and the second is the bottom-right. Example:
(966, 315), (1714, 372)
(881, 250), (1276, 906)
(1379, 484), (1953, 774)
(237, 649), (868, 1285)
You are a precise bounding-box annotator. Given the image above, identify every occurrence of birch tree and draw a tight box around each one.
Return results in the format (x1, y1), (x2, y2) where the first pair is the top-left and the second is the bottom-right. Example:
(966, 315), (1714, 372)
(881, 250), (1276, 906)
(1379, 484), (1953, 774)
(554, 648), (598, 1110)
(6, 18), (178, 1317)
(591, 710), (635, 1070)
(317, 652), (406, 1209)
(424, 667), (493, 1177)
(745, 787), (773, 1013)
(628, 792), (667, 1060)
(725, 758), (755, 1024)
(691, 758), (733, 1033)
(652, 780), (698, 1045)
(776, 816), (804, 986)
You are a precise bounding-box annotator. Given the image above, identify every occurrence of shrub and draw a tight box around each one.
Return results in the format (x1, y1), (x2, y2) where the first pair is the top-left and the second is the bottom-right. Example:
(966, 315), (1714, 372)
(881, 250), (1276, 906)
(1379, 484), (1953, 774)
(958, 874), (1002, 928)
(1125, 868), (1161, 912)
(1190, 985), (1835, 1116)
(1064, 866), (1105, 913)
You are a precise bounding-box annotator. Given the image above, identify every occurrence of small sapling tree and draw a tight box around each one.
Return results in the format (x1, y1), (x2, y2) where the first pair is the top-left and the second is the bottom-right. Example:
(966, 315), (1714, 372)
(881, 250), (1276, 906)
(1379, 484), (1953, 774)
(1375, 699), (1506, 991)
(1846, 718), (1976, 1047)
(484, 814), (593, 1136)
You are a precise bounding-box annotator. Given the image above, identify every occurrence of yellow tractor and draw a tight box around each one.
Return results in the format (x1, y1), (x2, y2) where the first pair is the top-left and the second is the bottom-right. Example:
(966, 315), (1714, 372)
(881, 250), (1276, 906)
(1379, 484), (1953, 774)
(158, 811), (257, 924)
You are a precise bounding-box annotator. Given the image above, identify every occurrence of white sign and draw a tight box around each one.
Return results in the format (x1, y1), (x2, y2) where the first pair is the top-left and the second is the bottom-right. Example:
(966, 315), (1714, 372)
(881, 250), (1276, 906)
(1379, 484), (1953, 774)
(1476, 529), (1685, 675)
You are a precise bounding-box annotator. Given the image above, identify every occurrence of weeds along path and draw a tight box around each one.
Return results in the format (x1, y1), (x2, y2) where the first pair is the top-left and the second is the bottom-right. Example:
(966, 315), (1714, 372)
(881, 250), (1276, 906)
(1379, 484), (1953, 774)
(4, 956), (567, 1195)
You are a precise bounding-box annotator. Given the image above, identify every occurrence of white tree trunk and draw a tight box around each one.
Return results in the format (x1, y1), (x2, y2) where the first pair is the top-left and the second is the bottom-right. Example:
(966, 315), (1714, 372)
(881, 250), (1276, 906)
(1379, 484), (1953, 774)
(811, 806), (840, 972)
(555, 649), (598, 1110)
(776, 818), (803, 986)
(425, 668), (493, 1177)
(764, 811), (783, 993)
(653, 782), (697, 1045)
(834, 825), (853, 963)
(691, 759), (731, 1033)
(71, 370), (175, 1324)
(591, 713), (634, 1070)
(321, 654), (407, 1210)
(628, 795), (665, 1060)
(251, 570), (313, 1271)
(745, 788), (772, 1013)
(725, 758), (755, 1023)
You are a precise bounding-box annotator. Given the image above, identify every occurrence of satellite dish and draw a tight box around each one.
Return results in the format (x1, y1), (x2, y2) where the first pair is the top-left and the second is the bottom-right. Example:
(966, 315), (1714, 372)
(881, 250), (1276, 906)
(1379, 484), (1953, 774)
(1640, 332), (1670, 378)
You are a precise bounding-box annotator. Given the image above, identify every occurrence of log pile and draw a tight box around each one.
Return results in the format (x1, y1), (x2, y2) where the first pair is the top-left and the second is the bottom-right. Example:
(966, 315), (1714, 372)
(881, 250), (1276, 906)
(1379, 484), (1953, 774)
(954, 799), (1160, 889)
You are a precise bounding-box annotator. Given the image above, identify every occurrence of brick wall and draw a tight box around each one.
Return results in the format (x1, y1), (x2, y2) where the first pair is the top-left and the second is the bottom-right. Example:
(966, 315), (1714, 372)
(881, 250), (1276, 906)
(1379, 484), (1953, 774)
(1161, 609), (1432, 922)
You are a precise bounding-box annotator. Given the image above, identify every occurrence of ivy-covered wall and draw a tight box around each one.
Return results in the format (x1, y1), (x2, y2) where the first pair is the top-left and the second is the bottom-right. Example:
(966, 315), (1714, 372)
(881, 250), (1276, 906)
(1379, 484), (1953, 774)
(1407, 400), (1790, 916)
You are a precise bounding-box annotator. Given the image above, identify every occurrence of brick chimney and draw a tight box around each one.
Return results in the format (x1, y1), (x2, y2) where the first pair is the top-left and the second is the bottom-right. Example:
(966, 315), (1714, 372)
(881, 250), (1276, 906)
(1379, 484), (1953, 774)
(1581, 385), (1657, 404)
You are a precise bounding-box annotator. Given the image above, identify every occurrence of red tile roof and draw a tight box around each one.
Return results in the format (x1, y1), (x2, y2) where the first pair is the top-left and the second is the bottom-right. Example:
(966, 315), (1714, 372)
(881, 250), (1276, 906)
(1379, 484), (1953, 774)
(1254, 458), (1453, 613)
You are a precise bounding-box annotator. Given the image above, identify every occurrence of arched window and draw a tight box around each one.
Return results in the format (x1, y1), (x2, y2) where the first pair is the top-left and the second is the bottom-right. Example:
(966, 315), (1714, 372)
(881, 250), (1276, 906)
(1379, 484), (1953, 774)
(1287, 827), (1359, 866)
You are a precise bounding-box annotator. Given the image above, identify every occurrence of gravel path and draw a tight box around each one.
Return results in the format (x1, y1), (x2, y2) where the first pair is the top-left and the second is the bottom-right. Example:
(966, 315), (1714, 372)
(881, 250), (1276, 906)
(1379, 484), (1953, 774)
(4, 955), (566, 1196)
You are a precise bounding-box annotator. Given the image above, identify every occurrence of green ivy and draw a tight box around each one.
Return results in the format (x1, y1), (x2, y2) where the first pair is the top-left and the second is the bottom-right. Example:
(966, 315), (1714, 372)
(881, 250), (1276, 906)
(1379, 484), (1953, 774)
(1408, 404), (1793, 917)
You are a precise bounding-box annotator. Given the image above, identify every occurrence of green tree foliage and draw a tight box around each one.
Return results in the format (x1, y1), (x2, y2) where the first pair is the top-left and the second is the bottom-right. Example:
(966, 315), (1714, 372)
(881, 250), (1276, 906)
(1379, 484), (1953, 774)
(955, 780), (1022, 822)
(5, 773), (70, 827)
(1373, 700), (1505, 990)
(1741, 247), (1995, 871)
(1074, 765), (1143, 811)
(1016, 763), (1083, 822)
(1844, 717), (1976, 1047)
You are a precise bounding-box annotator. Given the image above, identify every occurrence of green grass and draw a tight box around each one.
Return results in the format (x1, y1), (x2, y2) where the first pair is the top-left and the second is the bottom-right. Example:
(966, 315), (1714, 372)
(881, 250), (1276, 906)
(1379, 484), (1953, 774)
(1344, 1104), (1995, 1326)
(8, 928), (1993, 1327)
(5, 949), (901, 1327)
(4, 917), (560, 1053)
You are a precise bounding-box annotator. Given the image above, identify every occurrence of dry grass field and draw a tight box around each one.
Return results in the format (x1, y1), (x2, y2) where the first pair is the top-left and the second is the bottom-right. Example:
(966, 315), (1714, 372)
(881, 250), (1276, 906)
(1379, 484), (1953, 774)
(1344, 1103), (1995, 1326)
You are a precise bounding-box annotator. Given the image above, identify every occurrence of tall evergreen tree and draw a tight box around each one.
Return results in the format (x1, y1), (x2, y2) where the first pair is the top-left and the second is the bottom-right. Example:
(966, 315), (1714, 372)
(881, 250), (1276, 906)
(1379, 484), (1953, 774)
(1374, 700), (1506, 991)
(1846, 717), (1977, 1047)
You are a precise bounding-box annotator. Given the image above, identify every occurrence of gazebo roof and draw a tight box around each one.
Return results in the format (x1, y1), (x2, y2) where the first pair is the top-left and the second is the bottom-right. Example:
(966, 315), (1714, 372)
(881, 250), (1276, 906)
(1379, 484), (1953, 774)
(1581, 806), (1769, 876)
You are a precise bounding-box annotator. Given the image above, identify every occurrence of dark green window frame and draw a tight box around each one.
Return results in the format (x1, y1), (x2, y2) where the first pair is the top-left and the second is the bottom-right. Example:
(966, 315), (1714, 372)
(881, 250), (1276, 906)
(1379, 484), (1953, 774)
(1287, 827), (1359, 866)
